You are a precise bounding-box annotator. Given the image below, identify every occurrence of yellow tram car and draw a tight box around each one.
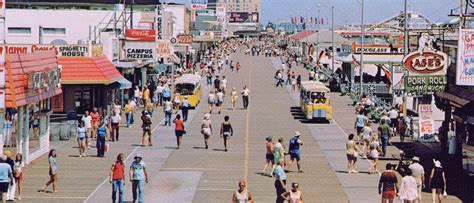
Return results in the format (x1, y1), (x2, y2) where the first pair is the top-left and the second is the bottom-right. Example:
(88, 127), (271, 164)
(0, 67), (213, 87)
(300, 81), (333, 121)
(175, 74), (202, 108)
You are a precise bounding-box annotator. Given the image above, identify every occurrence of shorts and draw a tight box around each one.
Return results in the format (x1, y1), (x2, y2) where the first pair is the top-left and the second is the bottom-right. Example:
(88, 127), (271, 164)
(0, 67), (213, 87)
(356, 126), (364, 134)
(175, 130), (184, 137)
(216, 100), (223, 106)
(33, 124), (39, 128)
(390, 118), (398, 127)
(382, 190), (395, 199)
(290, 152), (301, 161)
(266, 154), (274, 162)
(0, 182), (9, 193)
(86, 128), (92, 135)
(346, 153), (357, 161)
(77, 137), (86, 142)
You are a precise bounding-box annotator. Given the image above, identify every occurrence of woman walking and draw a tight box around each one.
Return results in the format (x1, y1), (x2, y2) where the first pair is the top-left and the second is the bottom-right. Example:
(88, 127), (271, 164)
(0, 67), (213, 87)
(141, 111), (152, 147)
(200, 114), (212, 149)
(272, 138), (285, 173)
(399, 169), (418, 203)
(231, 87), (238, 110)
(262, 136), (275, 175)
(109, 153), (125, 203)
(14, 153), (24, 200)
(173, 114), (185, 149)
(232, 180), (253, 203)
(220, 116), (233, 152)
(429, 160), (446, 203)
(96, 120), (107, 157)
(208, 91), (216, 114)
(42, 149), (58, 193)
(75, 121), (87, 157)
(216, 89), (224, 114)
(281, 182), (304, 203)
(368, 144), (379, 174)
(346, 134), (362, 174)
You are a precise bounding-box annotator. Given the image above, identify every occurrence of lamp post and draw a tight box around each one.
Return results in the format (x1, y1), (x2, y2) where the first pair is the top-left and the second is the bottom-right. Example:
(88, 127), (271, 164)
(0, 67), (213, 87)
(331, 5), (334, 71)
(402, 0), (408, 116)
(316, 4), (320, 66)
(359, 0), (364, 98)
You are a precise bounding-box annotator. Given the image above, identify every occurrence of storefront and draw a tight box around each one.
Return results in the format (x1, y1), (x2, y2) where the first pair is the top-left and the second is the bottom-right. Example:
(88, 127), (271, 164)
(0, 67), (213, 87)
(3, 51), (62, 164)
(54, 55), (131, 114)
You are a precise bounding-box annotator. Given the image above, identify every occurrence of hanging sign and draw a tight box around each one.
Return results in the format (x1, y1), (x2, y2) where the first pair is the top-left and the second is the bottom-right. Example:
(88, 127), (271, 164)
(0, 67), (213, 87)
(125, 29), (156, 42)
(456, 28), (474, 86)
(403, 51), (447, 75)
(404, 75), (447, 95)
(124, 42), (156, 60)
(177, 34), (193, 45)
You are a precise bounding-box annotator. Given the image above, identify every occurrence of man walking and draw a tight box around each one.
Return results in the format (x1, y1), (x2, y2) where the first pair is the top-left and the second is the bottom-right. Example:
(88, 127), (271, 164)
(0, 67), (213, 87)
(241, 86), (250, 109)
(287, 131), (303, 173)
(378, 119), (392, 157)
(181, 96), (190, 122)
(0, 155), (12, 203)
(378, 163), (398, 203)
(129, 153), (149, 203)
(409, 157), (425, 202)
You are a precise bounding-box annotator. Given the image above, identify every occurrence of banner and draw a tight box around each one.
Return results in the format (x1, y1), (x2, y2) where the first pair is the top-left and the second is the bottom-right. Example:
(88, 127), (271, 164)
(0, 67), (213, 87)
(229, 12), (259, 23)
(456, 28), (474, 86)
(1, 44), (89, 57)
(125, 29), (156, 42)
(124, 42), (156, 60)
(419, 119), (435, 142)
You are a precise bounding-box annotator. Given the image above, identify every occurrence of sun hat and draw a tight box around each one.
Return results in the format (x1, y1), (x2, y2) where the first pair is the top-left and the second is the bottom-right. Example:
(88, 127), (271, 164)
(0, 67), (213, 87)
(134, 153), (143, 159)
(412, 156), (420, 162)
(434, 159), (442, 168)
(266, 136), (273, 141)
(294, 131), (301, 136)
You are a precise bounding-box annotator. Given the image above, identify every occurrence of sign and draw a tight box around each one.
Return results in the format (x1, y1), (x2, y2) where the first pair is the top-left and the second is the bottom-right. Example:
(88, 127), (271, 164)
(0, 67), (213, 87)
(125, 29), (156, 42)
(177, 34), (193, 45)
(405, 75), (447, 95)
(156, 5), (163, 40)
(157, 41), (172, 58)
(403, 51), (447, 75)
(418, 104), (432, 119)
(170, 38), (177, 44)
(0, 0), (5, 18)
(191, 4), (207, 10)
(28, 69), (61, 91)
(419, 119), (435, 142)
(51, 93), (64, 112)
(229, 12), (259, 23)
(124, 42), (156, 60)
(456, 28), (474, 86)
(353, 45), (417, 54)
(1, 44), (89, 57)
(216, 3), (226, 25)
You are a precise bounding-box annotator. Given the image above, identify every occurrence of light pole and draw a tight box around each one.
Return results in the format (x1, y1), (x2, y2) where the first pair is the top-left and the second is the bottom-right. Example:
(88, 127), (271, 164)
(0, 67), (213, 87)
(331, 5), (334, 71)
(316, 4), (320, 67)
(402, 0), (408, 116)
(359, 0), (364, 98)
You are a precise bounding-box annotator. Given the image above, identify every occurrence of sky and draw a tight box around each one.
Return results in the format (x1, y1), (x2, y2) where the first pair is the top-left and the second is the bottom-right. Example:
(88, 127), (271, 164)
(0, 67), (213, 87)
(173, 0), (459, 28)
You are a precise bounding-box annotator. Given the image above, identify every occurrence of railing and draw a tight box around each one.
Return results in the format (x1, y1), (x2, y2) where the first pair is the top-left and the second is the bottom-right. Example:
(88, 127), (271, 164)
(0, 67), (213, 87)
(50, 121), (77, 141)
(352, 83), (391, 95)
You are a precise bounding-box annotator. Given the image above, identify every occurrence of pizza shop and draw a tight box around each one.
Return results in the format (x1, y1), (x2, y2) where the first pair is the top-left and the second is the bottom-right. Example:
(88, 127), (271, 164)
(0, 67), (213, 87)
(2, 51), (62, 164)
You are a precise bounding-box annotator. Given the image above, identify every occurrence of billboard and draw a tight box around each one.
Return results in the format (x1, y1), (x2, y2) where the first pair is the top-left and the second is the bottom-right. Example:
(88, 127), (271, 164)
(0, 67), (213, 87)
(125, 29), (156, 42)
(0, 44), (89, 57)
(456, 28), (474, 86)
(229, 12), (259, 23)
(191, 0), (207, 10)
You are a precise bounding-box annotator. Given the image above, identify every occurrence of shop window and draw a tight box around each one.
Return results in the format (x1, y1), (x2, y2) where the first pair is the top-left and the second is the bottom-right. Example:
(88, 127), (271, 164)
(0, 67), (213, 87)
(43, 28), (66, 35)
(29, 100), (50, 153)
(8, 27), (31, 34)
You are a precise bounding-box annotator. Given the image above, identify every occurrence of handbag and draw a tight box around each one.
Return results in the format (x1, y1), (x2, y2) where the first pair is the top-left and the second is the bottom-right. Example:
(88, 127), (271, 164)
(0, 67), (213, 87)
(182, 129), (187, 135)
(105, 143), (110, 152)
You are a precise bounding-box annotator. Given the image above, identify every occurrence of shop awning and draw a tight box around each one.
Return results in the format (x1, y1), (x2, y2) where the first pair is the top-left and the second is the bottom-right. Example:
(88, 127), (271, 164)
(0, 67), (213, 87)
(5, 51), (63, 108)
(58, 55), (127, 85)
(436, 84), (474, 108)
(113, 77), (132, 89)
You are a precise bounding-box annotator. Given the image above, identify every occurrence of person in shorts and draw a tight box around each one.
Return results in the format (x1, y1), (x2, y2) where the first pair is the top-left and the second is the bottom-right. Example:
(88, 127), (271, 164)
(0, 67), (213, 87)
(287, 131), (303, 173)
(262, 136), (275, 175)
(216, 89), (224, 114)
(0, 155), (12, 203)
(378, 163), (398, 203)
(354, 112), (367, 141)
(208, 91), (216, 114)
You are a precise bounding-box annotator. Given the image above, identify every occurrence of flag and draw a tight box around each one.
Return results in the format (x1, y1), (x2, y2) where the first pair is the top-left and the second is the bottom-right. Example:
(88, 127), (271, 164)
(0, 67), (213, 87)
(379, 64), (392, 86)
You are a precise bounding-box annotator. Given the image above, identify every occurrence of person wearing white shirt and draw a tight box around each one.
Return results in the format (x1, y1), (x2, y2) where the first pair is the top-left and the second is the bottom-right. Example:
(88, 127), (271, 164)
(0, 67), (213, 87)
(388, 108), (399, 129)
(216, 90), (224, 114)
(241, 86), (250, 109)
(81, 111), (92, 148)
(221, 76), (228, 94)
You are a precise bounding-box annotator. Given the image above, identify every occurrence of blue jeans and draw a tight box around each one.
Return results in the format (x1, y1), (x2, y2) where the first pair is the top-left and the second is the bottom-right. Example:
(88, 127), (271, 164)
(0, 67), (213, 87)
(112, 179), (124, 203)
(96, 135), (106, 157)
(132, 180), (145, 203)
(381, 136), (388, 157)
(127, 113), (133, 127)
(165, 111), (172, 126)
(206, 76), (212, 85)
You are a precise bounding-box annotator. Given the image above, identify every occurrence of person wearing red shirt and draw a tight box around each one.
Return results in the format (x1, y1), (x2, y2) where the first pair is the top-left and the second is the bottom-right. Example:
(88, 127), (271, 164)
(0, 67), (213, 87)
(173, 114), (185, 149)
(90, 108), (100, 139)
(109, 153), (125, 203)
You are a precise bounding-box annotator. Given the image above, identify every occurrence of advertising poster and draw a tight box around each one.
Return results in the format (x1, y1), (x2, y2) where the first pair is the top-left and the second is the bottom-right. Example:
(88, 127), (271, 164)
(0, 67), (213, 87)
(456, 28), (474, 86)
(124, 42), (156, 60)
(229, 12), (259, 23)
(419, 119), (435, 142)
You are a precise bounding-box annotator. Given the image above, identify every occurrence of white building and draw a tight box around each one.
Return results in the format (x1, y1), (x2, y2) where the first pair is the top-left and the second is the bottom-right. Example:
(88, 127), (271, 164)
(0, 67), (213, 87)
(163, 5), (190, 37)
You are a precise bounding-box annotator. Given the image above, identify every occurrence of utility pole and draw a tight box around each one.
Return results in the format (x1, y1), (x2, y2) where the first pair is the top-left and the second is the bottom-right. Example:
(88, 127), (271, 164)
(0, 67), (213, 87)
(130, 0), (134, 29)
(359, 0), (364, 98)
(403, 0), (408, 116)
(316, 4), (320, 67)
(331, 5), (334, 71)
